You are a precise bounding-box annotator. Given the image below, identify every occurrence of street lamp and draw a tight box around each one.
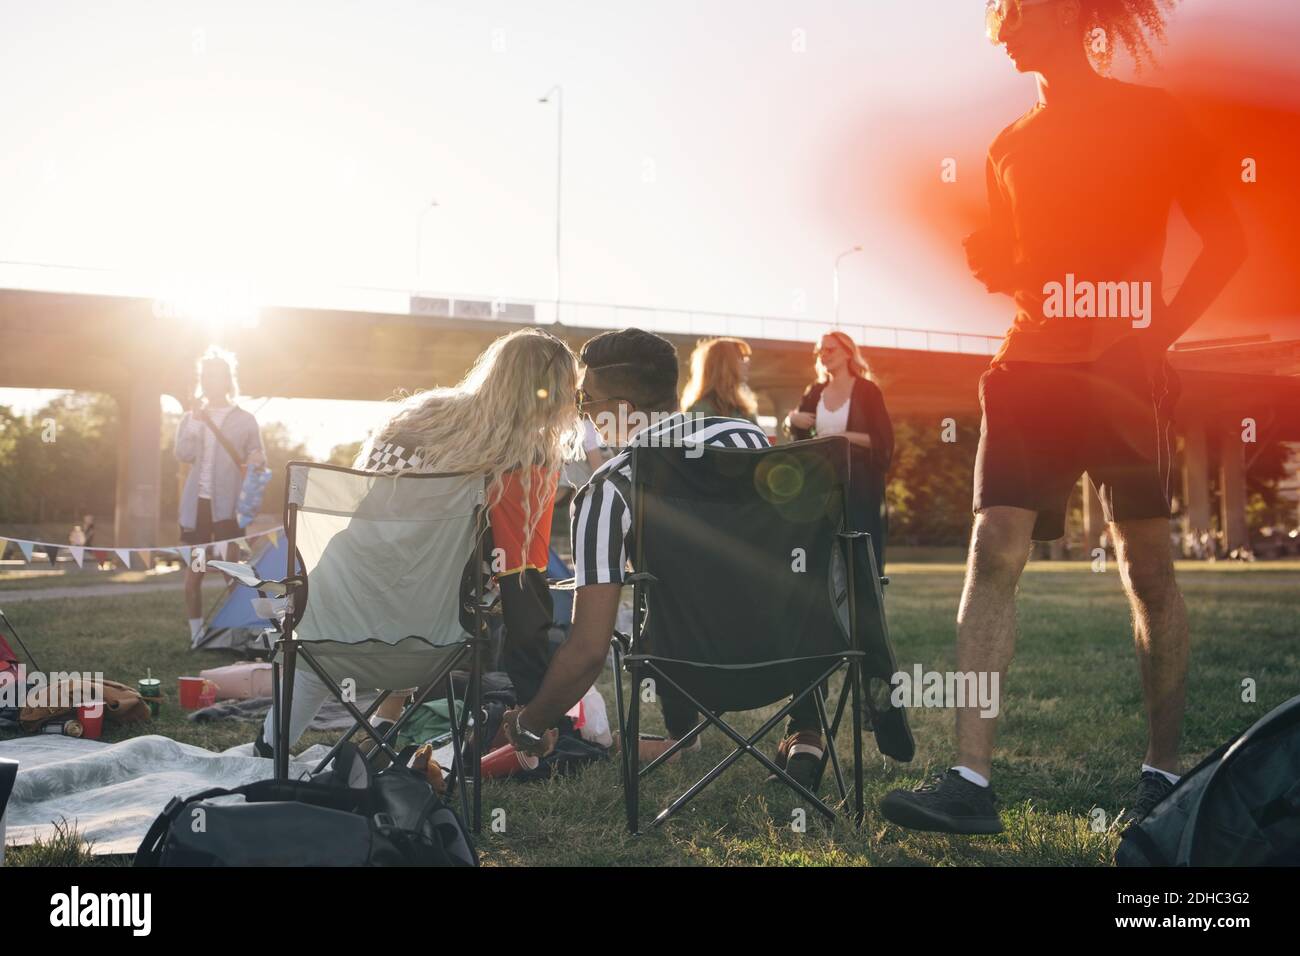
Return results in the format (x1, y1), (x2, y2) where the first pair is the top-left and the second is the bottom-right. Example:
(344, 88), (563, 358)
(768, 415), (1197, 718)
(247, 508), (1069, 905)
(833, 244), (863, 328)
(538, 85), (563, 322)
(415, 199), (440, 291)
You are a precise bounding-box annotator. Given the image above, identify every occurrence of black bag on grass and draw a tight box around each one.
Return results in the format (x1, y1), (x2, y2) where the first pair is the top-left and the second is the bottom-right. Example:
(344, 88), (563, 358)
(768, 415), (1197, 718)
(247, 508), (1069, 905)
(1117, 694), (1300, 866)
(135, 744), (476, 867)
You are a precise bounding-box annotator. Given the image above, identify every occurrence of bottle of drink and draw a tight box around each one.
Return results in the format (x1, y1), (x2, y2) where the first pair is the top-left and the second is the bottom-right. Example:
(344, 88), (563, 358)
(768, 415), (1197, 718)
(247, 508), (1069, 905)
(39, 719), (84, 737)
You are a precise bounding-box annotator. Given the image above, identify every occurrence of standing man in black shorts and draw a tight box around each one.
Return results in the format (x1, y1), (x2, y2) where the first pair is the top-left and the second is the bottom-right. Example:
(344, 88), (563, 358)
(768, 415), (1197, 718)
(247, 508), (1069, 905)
(881, 0), (1246, 834)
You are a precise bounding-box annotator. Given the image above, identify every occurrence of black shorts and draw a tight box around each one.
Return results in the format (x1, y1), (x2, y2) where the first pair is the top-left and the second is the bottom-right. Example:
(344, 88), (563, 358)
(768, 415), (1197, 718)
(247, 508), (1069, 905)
(180, 498), (241, 546)
(973, 341), (1179, 541)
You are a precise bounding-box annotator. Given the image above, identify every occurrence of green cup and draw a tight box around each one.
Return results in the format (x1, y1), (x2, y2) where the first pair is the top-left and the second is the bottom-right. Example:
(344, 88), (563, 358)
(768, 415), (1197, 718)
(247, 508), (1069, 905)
(138, 677), (161, 718)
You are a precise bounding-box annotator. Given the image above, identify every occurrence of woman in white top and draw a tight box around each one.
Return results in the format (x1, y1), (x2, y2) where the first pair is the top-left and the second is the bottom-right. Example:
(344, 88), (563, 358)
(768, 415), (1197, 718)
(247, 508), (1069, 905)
(785, 331), (894, 569)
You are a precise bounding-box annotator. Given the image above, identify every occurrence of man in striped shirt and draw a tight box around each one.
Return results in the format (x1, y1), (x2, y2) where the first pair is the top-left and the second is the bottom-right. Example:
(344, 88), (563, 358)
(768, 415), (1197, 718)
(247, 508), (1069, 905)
(504, 329), (830, 786)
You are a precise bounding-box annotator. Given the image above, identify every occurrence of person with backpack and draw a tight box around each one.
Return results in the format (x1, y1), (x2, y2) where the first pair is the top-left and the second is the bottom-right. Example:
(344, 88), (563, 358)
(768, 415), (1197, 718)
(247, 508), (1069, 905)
(174, 348), (266, 642)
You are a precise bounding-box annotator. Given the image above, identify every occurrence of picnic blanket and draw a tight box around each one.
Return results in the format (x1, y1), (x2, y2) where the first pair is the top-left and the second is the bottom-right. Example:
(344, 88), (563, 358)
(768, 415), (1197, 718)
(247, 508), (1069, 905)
(1, 734), (332, 855)
(187, 692), (380, 731)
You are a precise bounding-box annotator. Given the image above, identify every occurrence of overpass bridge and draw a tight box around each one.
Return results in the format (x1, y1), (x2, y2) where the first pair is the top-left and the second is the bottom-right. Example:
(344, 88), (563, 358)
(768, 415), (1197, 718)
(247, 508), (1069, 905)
(2, 285), (1297, 555)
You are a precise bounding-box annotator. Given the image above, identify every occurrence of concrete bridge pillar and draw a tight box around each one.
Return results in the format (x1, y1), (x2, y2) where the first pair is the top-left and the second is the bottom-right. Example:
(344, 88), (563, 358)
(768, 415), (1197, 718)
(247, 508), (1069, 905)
(1219, 429), (1249, 554)
(1081, 474), (1105, 554)
(1181, 422), (1211, 554)
(114, 372), (162, 554)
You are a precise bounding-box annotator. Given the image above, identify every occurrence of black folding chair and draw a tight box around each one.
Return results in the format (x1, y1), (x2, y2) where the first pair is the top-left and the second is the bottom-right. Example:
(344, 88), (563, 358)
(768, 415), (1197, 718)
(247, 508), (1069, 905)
(213, 460), (490, 831)
(612, 436), (913, 833)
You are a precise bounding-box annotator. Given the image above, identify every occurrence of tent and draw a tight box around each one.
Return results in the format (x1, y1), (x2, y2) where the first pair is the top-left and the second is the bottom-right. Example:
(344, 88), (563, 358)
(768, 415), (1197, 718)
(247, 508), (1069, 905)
(193, 537), (289, 652)
(547, 546), (573, 626)
(194, 539), (569, 652)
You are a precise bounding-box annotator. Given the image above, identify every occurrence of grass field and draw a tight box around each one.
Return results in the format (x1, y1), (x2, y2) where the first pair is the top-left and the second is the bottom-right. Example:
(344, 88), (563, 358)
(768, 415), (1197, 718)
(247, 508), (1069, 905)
(4, 560), (1297, 866)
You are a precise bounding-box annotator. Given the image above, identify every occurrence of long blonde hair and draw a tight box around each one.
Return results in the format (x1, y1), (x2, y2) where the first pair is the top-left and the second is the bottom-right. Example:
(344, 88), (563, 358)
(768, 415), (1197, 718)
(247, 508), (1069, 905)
(680, 337), (757, 419)
(815, 331), (873, 384)
(361, 328), (581, 558)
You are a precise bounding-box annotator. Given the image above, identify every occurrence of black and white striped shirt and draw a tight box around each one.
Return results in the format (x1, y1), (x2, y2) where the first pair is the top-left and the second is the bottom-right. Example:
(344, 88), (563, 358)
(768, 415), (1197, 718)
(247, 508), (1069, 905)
(570, 413), (770, 587)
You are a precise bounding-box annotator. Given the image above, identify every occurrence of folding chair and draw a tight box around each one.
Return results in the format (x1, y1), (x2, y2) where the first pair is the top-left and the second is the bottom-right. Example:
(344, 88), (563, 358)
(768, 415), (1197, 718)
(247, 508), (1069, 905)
(214, 460), (489, 831)
(612, 435), (913, 833)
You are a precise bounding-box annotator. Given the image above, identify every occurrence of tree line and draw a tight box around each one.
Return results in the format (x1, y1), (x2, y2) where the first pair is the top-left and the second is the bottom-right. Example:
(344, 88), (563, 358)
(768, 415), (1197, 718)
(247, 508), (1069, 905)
(0, 393), (1289, 549)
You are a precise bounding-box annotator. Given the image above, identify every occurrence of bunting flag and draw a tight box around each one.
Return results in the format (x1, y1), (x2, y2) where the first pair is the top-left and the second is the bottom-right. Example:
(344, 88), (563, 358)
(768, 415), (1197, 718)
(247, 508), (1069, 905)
(0, 526), (284, 567)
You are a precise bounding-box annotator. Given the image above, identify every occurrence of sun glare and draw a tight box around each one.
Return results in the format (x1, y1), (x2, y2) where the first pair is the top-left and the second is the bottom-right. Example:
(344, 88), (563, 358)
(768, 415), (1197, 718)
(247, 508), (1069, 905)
(150, 276), (261, 333)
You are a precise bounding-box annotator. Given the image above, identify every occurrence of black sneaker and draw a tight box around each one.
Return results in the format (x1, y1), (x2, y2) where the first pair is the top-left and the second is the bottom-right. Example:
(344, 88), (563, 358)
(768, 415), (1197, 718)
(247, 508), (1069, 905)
(252, 729), (273, 759)
(880, 769), (1003, 834)
(1119, 770), (1176, 828)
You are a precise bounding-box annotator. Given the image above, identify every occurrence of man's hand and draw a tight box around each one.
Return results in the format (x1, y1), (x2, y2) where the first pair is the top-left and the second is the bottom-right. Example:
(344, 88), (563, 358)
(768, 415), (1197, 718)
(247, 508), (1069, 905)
(963, 228), (1017, 294)
(501, 706), (557, 758)
(519, 582), (622, 732)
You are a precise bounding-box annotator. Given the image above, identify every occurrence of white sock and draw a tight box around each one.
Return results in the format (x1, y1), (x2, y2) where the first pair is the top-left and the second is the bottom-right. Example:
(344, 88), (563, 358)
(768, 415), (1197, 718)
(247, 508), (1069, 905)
(952, 765), (990, 788)
(1142, 763), (1180, 785)
(188, 617), (203, 639)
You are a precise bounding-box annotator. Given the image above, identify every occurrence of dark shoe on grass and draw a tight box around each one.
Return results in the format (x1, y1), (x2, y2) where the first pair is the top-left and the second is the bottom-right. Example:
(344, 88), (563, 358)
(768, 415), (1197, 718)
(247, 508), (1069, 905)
(252, 729), (273, 759)
(880, 769), (1002, 834)
(1118, 770), (1176, 829)
(767, 731), (824, 792)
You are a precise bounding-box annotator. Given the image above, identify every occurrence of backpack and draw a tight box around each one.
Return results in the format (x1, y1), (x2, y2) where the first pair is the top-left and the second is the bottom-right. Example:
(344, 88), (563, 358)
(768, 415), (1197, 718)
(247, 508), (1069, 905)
(1117, 694), (1300, 866)
(135, 743), (477, 867)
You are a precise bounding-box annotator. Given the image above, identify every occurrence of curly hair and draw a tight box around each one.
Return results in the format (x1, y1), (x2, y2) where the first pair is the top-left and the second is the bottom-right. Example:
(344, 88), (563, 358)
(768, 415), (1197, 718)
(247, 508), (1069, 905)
(361, 328), (582, 563)
(1079, 0), (1180, 72)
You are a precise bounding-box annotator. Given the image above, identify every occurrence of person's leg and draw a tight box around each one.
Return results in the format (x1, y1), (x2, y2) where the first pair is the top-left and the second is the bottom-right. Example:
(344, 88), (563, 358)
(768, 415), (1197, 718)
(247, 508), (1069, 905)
(184, 563), (204, 619)
(658, 691), (699, 740)
(373, 690), (413, 723)
(878, 506), (1035, 833)
(184, 502), (213, 636)
(785, 688), (822, 736)
(258, 665), (335, 754)
(1110, 517), (1187, 774)
(624, 687), (702, 762)
(497, 569), (555, 706)
(953, 506), (1037, 779)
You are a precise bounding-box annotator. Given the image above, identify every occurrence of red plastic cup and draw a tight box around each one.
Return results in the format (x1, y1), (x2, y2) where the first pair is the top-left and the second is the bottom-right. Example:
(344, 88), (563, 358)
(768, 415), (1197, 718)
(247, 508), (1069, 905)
(78, 700), (104, 740)
(178, 676), (215, 710)
(480, 743), (540, 779)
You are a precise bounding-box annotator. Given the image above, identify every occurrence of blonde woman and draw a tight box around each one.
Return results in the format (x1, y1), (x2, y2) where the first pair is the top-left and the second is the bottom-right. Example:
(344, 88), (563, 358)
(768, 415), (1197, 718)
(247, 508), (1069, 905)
(255, 328), (581, 756)
(680, 336), (758, 423)
(785, 330), (893, 569)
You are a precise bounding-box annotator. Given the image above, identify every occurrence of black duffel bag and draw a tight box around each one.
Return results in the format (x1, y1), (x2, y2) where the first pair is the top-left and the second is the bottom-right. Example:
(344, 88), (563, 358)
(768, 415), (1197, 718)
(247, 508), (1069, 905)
(135, 744), (477, 867)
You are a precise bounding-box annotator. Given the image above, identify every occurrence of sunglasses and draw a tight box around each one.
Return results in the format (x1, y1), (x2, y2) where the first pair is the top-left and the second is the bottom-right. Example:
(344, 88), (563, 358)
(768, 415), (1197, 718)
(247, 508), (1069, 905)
(984, 0), (1054, 44)
(575, 386), (631, 414)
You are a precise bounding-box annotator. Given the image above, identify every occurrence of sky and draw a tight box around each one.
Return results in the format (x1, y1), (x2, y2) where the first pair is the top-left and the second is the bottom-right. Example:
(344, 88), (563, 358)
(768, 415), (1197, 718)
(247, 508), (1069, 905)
(1, 0), (1297, 455)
